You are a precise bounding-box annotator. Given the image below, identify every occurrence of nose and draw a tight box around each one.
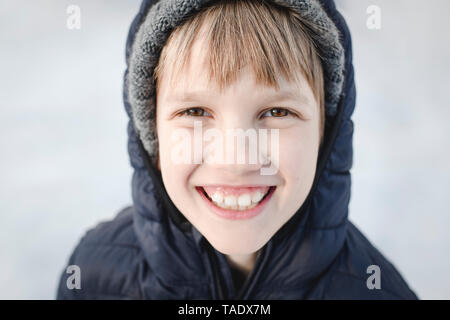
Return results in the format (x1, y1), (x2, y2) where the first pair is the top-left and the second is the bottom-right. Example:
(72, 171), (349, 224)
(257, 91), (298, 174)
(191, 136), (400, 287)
(200, 124), (272, 176)
(206, 156), (264, 176)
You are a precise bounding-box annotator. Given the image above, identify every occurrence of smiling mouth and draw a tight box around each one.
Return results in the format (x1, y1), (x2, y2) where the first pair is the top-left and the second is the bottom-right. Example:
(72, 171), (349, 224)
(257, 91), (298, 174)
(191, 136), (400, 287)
(196, 185), (276, 211)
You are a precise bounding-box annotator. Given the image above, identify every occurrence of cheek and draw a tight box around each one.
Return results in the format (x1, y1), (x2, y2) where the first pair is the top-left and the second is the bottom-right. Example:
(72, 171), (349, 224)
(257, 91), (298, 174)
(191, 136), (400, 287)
(278, 125), (319, 196)
(157, 121), (197, 208)
(158, 125), (183, 171)
(159, 148), (197, 215)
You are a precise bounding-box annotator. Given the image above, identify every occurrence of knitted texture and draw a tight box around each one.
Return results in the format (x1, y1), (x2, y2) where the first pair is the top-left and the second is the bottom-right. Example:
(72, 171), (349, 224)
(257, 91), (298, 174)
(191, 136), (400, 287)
(127, 0), (345, 166)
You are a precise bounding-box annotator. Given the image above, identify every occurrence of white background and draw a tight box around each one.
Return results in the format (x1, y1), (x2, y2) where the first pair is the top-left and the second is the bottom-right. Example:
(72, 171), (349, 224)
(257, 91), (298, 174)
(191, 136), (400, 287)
(0, 0), (448, 299)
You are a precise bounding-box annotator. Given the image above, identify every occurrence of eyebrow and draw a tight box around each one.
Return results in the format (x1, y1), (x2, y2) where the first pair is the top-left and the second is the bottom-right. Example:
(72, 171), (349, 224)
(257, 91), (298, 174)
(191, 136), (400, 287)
(258, 90), (311, 105)
(168, 90), (215, 103)
(168, 89), (310, 105)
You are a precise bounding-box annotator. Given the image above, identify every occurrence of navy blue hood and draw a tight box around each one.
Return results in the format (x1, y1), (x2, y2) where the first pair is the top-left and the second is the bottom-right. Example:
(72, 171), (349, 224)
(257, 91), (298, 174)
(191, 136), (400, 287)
(56, 0), (419, 300)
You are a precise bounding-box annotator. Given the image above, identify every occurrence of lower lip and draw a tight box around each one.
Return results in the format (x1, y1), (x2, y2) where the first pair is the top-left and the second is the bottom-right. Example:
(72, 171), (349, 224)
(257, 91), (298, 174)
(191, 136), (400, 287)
(196, 186), (276, 220)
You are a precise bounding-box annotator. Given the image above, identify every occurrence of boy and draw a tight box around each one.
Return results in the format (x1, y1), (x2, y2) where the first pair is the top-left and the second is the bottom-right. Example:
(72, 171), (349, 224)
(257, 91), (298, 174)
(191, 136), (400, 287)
(57, 0), (418, 299)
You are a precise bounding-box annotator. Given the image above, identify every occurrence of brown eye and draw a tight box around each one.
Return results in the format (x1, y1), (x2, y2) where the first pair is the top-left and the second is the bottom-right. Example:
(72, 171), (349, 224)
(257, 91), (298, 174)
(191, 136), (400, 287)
(262, 108), (290, 118)
(182, 107), (211, 117)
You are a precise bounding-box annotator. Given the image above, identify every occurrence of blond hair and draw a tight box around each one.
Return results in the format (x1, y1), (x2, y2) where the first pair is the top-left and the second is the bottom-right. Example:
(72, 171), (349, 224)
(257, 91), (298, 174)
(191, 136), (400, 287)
(154, 0), (325, 141)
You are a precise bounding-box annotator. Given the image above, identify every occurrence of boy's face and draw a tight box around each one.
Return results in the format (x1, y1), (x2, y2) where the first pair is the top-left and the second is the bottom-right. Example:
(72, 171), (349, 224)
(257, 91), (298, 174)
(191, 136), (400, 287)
(156, 33), (321, 255)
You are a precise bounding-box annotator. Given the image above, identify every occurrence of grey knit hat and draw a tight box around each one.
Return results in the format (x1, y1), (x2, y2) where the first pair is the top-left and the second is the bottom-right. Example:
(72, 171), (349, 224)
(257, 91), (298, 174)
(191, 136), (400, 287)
(127, 0), (345, 167)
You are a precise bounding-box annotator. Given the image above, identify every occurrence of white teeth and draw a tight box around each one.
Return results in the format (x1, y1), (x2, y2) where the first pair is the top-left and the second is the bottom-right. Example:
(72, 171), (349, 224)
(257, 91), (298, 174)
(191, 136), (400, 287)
(212, 192), (223, 204)
(224, 195), (237, 207)
(251, 191), (264, 203)
(216, 201), (257, 211)
(205, 188), (272, 211)
(238, 194), (251, 207)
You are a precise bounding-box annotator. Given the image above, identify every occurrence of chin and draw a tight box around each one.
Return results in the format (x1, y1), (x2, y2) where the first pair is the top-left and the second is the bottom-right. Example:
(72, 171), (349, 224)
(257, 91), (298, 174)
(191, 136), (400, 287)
(201, 228), (269, 255)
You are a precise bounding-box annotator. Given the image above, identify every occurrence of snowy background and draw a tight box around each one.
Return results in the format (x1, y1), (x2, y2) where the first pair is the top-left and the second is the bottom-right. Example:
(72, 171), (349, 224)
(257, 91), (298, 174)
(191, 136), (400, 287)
(0, 0), (449, 299)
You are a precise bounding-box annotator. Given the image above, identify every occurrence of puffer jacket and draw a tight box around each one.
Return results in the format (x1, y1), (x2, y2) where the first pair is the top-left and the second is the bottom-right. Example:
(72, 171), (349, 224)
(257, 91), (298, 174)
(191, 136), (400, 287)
(56, 0), (419, 300)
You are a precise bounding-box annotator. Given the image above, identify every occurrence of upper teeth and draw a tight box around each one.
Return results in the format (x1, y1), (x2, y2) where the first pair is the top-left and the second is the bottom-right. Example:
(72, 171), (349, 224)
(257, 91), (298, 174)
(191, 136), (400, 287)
(209, 190), (267, 210)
